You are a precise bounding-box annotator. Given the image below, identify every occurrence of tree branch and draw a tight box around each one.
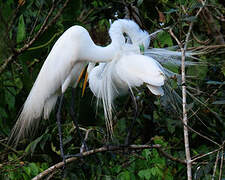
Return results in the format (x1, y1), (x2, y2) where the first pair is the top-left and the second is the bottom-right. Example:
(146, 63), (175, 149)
(168, 2), (206, 179)
(32, 144), (161, 180)
(157, 148), (186, 164)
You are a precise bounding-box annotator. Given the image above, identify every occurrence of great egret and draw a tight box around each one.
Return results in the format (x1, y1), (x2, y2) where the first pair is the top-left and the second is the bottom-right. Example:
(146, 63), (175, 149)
(86, 24), (199, 134)
(9, 19), (150, 147)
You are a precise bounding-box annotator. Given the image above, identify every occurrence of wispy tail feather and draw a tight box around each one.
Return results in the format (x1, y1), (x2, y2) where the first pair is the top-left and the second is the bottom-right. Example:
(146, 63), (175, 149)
(9, 81), (58, 146)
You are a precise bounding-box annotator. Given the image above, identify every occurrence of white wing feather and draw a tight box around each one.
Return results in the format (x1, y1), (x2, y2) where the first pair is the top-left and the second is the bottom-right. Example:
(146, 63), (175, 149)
(10, 26), (85, 144)
(116, 54), (165, 88)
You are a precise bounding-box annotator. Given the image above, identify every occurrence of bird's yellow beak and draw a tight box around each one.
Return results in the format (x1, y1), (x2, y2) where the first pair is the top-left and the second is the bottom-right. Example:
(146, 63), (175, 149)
(76, 66), (88, 97)
(82, 71), (88, 97)
(77, 67), (86, 85)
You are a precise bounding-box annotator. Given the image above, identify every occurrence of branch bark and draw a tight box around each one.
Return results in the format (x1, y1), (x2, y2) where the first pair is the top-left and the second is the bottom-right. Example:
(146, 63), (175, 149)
(169, 27), (192, 180)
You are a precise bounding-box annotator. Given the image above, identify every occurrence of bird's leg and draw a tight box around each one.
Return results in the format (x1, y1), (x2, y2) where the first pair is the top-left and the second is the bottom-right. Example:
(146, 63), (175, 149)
(125, 89), (138, 145)
(56, 94), (66, 172)
(70, 88), (88, 152)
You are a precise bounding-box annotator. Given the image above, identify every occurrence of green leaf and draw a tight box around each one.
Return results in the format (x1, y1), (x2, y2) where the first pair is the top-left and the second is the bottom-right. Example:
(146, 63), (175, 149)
(25, 134), (45, 155)
(165, 8), (178, 14)
(137, 0), (143, 6)
(23, 166), (31, 176)
(138, 169), (152, 179)
(142, 149), (151, 160)
(212, 100), (225, 105)
(206, 81), (225, 85)
(118, 171), (130, 180)
(15, 77), (23, 93)
(17, 15), (26, 43)
(29, 163), (39, 176)
(182, 16), (197, 22)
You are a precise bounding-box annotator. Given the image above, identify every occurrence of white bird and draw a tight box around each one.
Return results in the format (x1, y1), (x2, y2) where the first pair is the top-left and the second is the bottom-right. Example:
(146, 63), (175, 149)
(10, 19), (149, 144)
(87, 22), (199, 134)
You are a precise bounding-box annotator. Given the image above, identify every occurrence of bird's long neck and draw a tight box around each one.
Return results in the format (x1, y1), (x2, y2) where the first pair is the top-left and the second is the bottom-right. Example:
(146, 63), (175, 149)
(82, 43), (118, 63)
(80, 19), (148, 63)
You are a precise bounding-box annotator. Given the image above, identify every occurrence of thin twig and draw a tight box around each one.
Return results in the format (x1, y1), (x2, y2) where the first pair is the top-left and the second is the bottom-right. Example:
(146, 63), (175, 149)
(0, 55), (14, 75)
(42, 0), (71, 33)
(191, 147), (222, 163)
(16, 1), (56, 54)
(219, 142), (224, 180)
(27, 3), (43, 42)
(185, 123), (220, 147)
(212, 150), (220, 180)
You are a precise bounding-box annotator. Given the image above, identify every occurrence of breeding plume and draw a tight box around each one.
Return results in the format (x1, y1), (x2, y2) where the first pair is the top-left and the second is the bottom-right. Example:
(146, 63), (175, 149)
(10, 19), (149, 144)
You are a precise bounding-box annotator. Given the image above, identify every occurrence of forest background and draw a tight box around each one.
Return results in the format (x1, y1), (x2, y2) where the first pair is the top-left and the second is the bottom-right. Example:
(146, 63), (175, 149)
(0, 0), (224, 179)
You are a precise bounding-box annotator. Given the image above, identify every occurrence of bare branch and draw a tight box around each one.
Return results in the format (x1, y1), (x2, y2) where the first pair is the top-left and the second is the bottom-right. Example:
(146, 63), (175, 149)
(191, 147), (222, 163)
